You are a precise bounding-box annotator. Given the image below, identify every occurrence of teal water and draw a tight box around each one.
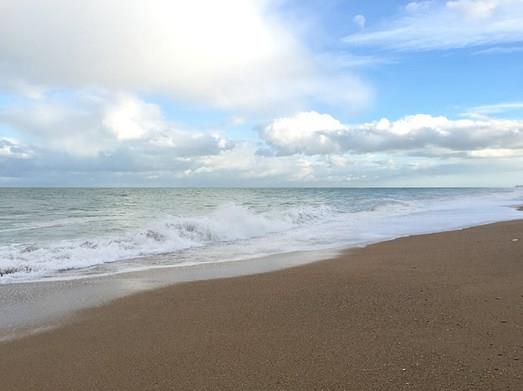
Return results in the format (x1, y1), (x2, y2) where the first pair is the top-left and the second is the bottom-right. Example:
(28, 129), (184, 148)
(1, 187), (521, 283)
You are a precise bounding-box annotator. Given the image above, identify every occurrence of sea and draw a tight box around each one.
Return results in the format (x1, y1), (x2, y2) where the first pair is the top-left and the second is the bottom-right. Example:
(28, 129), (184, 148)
(1, 187), (522, 284)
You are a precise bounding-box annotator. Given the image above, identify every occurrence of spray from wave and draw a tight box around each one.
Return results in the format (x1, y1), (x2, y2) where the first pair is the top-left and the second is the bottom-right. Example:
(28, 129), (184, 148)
(0, 204), (333, 282)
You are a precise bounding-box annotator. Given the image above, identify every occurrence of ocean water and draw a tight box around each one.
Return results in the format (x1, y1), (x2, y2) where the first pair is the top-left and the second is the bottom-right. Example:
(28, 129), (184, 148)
(0, 187), (522, 284)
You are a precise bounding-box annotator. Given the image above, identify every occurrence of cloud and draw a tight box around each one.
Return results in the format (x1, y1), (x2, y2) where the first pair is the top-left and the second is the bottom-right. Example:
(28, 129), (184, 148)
(261, 111), (523, 155)
(262, 111), (346, 155)
(0, 138), (32, 159)
(102, 96), (164, 141)
(184, 144), (315, 180)
(3, 95), (523, 186)
(446, 0), (500, 19)
(466, 148), (523, 158)
(0, 0), (370, 111)
(473, 45), (523, 54)
(464, 102), (523, 117)
(344, 0), (523, 51)
(2, 130), (522, 187)
(0, 90), (232, 157)
(353, 14), (366, 29)
(182, 144), (395, 184)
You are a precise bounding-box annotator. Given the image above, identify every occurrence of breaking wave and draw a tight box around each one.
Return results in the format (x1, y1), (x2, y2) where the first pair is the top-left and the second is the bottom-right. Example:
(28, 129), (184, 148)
(0, 203), (334, 282)
(1, 187), (522, 284)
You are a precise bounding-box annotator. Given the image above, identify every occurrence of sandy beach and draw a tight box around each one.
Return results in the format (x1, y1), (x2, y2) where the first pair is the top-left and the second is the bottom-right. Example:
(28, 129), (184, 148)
(1, 220), (522, 390)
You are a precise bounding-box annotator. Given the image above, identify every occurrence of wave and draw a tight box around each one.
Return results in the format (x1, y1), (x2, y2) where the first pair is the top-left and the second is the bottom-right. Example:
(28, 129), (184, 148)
(0, 216), (105, 233)
(1, 188), (521, 284)
(0, 203), (334, 282)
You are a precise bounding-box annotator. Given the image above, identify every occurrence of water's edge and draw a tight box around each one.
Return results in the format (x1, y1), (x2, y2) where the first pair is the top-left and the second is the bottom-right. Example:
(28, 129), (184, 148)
(1, 215), (522, 343)
(0, 248), (341, 342)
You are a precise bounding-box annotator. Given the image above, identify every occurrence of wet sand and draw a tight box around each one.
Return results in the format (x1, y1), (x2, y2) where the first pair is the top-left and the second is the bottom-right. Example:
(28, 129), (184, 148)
(0, 221), (522, 390)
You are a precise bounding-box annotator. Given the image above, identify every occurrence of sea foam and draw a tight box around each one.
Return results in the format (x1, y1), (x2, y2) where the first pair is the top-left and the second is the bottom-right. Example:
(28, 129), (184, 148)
(1, 188), (522, 283)
(0, 203), (332, 282)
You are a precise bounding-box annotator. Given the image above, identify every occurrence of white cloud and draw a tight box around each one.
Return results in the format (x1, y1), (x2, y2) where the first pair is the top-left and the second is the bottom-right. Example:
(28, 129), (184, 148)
(0, 138), (32, 159)
(184, 144), (318, 181)
(0, 0), (370, 111)
(464, 101), (523, 117)
(102, 95), (164, 140)
(149, 131), (231, 157)
(405, 1), (432, 14)
(0, 90), (232, 157)
(261, 111), (523, 155)
(467, 148), (523, 157)
(262, 111), (346, 155)
(1, 96), (109, 156)
(3, 127), (523, 187)
(1, 80), (47, 100)
(473, 45), (523, 54)
(353, 14), (366, 29)
(446, 0), (500, 19)
(344, 0), (523, 51)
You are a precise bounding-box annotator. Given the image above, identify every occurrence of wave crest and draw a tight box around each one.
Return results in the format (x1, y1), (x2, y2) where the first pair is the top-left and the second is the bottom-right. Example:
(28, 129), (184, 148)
(0, 203), (332, 282)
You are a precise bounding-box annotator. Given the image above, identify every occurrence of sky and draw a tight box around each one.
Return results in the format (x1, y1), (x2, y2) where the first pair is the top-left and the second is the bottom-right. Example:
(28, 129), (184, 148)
(1, 0), (523, 187)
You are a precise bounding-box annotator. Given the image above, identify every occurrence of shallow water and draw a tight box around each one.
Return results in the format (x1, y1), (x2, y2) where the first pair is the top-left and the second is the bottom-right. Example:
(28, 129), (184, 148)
(1, 187), (522, 283)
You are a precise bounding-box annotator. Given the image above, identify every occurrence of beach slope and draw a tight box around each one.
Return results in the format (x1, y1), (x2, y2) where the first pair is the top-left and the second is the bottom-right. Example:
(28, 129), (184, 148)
(1, 221), (522, 390)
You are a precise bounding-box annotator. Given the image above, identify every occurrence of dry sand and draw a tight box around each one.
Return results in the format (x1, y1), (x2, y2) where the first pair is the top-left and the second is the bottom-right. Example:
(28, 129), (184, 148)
(1, 221), (522, 390)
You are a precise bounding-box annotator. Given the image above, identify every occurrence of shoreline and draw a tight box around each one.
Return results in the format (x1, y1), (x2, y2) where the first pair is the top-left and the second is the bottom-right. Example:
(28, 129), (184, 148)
(0, 248), (341, 341)
(1, 212), (522, 341)
(1, 220), (522, 389)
